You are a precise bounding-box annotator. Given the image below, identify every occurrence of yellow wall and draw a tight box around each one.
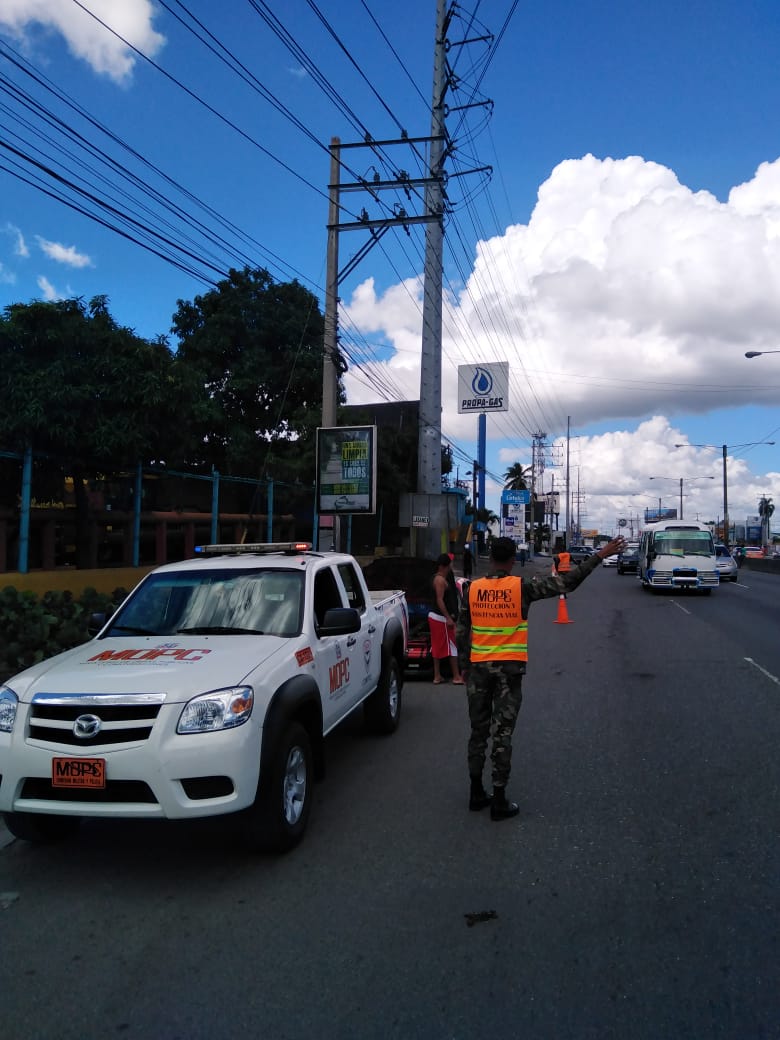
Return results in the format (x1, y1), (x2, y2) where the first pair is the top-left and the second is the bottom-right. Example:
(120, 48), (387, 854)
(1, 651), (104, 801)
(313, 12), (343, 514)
(1, 566), (155, 598)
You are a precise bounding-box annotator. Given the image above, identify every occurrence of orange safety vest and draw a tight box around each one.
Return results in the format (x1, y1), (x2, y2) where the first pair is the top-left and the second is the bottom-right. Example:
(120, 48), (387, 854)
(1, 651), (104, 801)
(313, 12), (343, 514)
(468, 575), (528, 663)
(556, 552), (572, 573)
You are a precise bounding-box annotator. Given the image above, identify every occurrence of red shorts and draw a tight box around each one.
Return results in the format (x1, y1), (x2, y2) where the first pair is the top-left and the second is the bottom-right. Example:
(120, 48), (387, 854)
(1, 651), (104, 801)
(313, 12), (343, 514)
(428, 611), (456, 659)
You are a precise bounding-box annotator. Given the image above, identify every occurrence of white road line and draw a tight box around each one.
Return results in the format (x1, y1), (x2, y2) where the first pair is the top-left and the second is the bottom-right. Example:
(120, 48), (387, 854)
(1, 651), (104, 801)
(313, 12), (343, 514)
(745, 657), (780, 686)
(669, 599), (692, 615)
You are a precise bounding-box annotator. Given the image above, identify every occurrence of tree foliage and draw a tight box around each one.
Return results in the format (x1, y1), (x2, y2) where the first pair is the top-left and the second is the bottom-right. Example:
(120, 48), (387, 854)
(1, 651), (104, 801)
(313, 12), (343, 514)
(0, 296), (186, 466)
(0, 296), (191, 564)
(171, 267), (329, 478)
(758, 495), (774, 545)
(503, 462), (531, 490)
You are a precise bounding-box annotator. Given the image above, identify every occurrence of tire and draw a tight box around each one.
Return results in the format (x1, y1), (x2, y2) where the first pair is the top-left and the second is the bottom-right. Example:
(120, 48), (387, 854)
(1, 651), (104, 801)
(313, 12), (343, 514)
(239, 721), (313, 854)
(364, 655), (402, 735)
(3, 811), (81, 843)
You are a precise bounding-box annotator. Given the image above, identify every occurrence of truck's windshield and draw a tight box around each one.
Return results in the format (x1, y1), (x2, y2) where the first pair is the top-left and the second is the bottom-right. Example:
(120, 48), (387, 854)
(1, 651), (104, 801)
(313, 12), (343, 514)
(106, 568), (304, 638)
(652, 531), (714, 557)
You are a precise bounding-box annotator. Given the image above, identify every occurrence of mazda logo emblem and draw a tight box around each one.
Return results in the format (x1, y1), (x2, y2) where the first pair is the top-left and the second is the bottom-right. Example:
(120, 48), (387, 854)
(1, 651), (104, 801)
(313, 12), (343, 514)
(73, 713), (102, 739)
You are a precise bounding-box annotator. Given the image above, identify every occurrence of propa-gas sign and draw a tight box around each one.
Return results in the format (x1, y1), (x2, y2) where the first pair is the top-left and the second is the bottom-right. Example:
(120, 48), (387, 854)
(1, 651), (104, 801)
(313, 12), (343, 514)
(457, 362), (509, 413)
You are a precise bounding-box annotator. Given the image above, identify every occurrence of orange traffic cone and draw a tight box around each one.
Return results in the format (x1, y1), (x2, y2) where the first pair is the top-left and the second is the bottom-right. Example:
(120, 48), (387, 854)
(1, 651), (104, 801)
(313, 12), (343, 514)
(554, 594), (573, 624)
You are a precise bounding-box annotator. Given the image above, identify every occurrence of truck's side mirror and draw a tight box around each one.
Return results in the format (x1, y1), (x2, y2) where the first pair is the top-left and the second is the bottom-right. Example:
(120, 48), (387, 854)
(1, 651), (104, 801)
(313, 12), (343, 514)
(318, 607), (361, 636)
(87, 607), (107, 632)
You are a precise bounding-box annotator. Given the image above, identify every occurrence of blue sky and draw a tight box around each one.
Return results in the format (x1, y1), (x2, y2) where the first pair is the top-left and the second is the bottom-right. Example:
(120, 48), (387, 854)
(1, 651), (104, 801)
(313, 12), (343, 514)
(2, 0), (780, 535)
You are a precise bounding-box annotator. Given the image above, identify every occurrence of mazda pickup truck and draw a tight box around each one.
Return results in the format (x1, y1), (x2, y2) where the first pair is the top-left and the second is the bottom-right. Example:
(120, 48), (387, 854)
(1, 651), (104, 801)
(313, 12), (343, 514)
(0, 542), (408, 853)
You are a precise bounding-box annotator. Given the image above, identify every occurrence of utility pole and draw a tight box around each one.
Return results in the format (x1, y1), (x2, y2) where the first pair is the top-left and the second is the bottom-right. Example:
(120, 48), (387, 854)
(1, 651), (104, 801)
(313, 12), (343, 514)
(417, 0), (448, 502)
(322, 139), (341, 431)
(322, 139), (342, 551)
(321, 143), (440, 553)
(564, 416), (571, 549)
(722, 444), (729, 546)
(530, 431), (546, 554)
(321, 1), (492, 559)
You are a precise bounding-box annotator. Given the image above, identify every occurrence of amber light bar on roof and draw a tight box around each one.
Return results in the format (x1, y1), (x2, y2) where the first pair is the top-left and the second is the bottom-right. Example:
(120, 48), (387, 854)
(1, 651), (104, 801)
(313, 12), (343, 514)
(195, 542), (313, 556)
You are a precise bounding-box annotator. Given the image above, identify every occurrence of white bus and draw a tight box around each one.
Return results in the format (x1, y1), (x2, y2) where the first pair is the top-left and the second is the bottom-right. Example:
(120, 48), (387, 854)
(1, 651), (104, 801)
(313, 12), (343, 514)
(637, 519), (719, 593)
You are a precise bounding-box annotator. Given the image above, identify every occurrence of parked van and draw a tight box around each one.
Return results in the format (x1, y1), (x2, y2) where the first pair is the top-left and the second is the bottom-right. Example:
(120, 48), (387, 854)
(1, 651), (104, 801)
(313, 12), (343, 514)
(637, 520), (719, 593)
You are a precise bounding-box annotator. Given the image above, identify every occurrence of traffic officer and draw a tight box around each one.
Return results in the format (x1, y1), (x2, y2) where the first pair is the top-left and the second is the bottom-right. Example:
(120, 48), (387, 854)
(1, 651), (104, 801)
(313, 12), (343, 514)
(553, 547), (572, 574)
(456, 533), (626, 821)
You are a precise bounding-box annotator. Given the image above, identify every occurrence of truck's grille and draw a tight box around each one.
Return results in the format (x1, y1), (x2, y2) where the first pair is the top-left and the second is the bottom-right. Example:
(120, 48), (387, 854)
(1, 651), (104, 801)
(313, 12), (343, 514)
(20, 777), (157, 803)
(28, 693), (165, 748)
(652, 568), (719, 588)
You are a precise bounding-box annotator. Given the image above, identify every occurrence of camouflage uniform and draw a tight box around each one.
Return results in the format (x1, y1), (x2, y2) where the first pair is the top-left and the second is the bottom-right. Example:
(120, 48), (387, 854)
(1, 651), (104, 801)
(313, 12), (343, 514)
(456, 554), (603, 788)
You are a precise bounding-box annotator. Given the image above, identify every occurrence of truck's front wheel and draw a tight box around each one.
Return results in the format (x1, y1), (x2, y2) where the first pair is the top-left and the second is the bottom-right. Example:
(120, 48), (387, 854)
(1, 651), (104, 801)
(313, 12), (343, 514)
(3, 811), (81, 843)
(240, 722), (313, 853)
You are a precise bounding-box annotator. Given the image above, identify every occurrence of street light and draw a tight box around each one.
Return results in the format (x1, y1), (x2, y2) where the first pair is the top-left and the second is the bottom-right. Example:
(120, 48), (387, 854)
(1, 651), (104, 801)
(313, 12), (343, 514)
(745, 350), (780, 358)
(648, 475), (715, 520)
(674, 441), (776, 545)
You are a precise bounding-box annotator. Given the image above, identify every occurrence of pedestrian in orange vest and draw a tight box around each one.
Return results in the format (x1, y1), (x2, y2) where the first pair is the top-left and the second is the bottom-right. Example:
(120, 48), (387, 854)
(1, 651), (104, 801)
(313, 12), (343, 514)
(456, 533), (626, 820)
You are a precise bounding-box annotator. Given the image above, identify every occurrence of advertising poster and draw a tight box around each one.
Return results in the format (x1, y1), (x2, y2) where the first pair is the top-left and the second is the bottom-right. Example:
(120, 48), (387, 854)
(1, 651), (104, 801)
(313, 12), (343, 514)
(316, 425), (377, 514)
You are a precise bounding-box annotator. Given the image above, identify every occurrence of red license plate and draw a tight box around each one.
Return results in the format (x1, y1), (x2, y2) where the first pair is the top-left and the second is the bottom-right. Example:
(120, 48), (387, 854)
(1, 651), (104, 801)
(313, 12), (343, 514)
(52, 757), (106, 789)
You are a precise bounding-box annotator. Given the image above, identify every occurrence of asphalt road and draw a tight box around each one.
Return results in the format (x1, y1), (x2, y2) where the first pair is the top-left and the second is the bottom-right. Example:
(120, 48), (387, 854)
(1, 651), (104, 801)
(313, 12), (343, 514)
(1, 566), (778, 1039)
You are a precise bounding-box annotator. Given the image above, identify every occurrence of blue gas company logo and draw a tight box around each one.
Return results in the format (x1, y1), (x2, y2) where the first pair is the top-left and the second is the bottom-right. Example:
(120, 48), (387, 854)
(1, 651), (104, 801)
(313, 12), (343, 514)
(471, 367), (493, 396)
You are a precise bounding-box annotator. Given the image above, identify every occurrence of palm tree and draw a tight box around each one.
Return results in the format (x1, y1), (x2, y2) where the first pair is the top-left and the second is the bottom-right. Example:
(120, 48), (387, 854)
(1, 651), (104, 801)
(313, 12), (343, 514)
(758, 495), (774, 547)
(503, 462), (531, 490)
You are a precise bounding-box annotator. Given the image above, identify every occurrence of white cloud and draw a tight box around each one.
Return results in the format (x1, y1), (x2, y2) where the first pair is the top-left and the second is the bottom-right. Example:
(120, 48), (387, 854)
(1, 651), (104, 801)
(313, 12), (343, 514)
(346, 154), (780, 430)
(3, 223), (29, 257)
(0, 264), (16, 285)
(36, 236), (92, 268)
(342, 154), (780, 534)
(0, 0), (165, 84)
(36, 274), (60, 300)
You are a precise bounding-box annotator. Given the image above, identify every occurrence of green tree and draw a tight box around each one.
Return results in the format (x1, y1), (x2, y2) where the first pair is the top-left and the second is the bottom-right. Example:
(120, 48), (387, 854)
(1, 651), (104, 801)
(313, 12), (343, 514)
(758, 495), (774, 546)
(0, 296), (187, 564)
(172, 267), (330, 479)
(503, 462), (531, 490)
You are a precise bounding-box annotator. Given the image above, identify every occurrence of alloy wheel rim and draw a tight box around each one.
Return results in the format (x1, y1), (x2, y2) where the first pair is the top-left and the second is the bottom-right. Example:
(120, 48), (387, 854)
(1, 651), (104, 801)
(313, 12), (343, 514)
(283, 746), (307, 824)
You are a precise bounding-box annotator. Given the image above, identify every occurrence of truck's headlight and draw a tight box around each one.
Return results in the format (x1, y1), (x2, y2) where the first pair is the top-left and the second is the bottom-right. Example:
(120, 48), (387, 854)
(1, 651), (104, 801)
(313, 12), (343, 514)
(177, 686), (254, 734)
(0, 686), (18, 733)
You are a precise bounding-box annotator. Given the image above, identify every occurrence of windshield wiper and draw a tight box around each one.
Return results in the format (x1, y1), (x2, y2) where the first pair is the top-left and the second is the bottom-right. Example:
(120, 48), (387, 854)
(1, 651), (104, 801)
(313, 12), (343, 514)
(176, 626), (266, 635)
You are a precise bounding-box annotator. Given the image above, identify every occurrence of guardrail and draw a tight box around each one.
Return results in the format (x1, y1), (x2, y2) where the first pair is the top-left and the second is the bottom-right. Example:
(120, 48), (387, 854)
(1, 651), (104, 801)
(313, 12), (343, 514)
(740, 557), (780, 575)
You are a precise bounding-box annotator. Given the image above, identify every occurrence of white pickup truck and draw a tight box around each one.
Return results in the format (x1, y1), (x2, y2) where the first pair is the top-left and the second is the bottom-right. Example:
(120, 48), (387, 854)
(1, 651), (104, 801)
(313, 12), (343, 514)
(0, 542), (408, 853)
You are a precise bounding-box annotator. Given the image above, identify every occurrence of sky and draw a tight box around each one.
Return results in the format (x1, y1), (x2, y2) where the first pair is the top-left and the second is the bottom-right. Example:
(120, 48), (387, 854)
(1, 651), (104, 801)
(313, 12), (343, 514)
(2, 0), (780, 539)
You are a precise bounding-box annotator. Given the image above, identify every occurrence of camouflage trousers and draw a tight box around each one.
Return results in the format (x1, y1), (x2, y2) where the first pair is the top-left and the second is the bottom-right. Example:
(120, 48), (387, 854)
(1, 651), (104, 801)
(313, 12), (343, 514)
(466, 661), (524, 787)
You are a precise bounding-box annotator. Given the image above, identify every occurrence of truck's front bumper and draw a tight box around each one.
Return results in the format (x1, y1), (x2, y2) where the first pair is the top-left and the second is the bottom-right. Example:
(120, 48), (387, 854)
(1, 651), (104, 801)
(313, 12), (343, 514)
(0, 702), (262, 820)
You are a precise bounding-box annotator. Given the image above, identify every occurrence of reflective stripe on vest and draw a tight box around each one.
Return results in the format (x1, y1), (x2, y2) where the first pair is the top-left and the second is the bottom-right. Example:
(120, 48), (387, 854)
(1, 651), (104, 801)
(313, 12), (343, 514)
(469, 575), (528, 663)
(557, 552), (572, 572)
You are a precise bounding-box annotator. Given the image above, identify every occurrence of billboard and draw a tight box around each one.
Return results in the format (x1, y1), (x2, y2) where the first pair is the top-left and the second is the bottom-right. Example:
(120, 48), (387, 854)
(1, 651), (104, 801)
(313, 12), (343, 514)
(746, 515), (762, 543)
(644, 507), (677, 523)
(316, 425), (377, 514)
(501, 489), (529, 542)
(457, 362), (509, 413)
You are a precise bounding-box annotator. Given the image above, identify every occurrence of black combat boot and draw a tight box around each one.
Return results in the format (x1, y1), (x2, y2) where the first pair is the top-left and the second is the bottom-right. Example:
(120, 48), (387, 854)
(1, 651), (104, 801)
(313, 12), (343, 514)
(469, 775), (491, 811)
(490, 785), (519, 821)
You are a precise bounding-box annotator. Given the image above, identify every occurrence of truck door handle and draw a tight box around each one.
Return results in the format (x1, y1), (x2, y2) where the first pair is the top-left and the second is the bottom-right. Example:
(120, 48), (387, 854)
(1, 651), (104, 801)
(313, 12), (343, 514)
(346, 637), (357, 647)
(368, 625), (376, 634)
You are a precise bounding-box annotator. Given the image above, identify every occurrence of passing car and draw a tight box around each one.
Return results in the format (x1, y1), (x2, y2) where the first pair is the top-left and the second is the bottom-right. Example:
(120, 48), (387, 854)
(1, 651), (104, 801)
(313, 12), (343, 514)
(568, 545), (596, 564)
(601, 551), (618, 567)
(715, 543), (738, 581)
(617, 542), (640, 575)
